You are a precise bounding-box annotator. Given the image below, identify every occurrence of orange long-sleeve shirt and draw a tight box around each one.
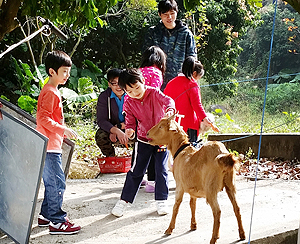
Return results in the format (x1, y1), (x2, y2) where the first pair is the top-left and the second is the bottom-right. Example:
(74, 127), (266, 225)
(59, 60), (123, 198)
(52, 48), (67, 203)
(36, 83), (65, 152)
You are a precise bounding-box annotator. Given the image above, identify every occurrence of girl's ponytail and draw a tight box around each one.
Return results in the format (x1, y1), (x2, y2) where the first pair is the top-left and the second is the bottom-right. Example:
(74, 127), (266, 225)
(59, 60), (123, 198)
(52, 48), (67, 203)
(182, 56), (196, 79)
(182, 56), (204, 80)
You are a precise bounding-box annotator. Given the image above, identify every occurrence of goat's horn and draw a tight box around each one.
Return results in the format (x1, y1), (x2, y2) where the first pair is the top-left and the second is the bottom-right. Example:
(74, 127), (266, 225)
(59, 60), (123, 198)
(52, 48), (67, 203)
(168, 113), (176, 121)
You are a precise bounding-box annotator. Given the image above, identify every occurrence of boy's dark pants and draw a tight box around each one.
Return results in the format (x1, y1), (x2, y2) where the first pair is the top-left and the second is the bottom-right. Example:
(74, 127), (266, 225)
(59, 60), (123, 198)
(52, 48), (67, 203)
(121, 141), (169, 203)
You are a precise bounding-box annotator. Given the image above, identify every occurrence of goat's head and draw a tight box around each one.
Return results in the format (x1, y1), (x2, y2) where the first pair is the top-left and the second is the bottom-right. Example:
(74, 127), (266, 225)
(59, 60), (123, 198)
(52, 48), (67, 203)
(147, 114), (189, 146)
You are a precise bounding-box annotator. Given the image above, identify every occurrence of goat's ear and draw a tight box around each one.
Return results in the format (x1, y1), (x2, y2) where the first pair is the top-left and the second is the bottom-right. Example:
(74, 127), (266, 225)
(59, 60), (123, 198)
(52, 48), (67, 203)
(169, 120), (178, 131)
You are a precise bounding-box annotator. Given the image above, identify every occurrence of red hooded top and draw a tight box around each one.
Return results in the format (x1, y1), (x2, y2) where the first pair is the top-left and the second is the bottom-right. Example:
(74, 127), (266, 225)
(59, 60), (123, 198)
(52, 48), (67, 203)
(164, 74), (207, 135)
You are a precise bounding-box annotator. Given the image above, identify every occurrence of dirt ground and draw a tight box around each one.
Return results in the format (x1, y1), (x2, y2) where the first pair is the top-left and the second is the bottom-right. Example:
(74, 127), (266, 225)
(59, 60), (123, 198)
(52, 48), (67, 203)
(1, 170), (299, 244)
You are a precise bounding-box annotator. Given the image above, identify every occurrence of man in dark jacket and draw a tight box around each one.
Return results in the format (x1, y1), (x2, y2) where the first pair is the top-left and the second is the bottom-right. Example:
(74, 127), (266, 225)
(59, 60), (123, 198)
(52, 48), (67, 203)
(143, 0), (197, 91)
(95, 68), (128, 157)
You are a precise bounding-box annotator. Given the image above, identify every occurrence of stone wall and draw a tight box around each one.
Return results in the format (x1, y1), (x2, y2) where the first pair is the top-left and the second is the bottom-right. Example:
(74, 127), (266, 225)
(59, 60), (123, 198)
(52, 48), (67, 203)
(207, 133), (300, 160)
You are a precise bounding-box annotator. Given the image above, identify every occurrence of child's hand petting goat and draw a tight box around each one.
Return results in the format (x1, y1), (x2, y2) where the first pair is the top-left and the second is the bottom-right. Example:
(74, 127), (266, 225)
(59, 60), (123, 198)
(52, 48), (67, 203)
(147, 114), (245, 244)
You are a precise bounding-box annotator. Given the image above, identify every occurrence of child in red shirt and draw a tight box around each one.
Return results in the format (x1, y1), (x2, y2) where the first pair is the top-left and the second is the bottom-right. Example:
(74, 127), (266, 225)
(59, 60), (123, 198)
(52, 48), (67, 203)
(164, 56), (213, 142)
(36, 50), (81, 235)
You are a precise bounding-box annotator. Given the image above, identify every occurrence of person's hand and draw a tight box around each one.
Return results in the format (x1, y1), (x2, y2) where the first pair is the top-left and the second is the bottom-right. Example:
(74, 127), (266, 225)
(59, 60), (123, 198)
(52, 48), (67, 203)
(64, 127), (78, 139)
(0, 102), (3, 120)
(109, 133), (117, 143)
(125, 128), (135, 139)
(202, 117), (220, 132)
(116, 130), (128, 145)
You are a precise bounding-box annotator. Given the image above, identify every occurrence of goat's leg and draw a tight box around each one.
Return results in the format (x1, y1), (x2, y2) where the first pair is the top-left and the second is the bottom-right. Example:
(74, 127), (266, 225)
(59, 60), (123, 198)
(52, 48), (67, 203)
(225, 183), (246, 240)
(207, 196), (221, 244)
(165, 189), (184, 235)
(190, 196), (197, 231)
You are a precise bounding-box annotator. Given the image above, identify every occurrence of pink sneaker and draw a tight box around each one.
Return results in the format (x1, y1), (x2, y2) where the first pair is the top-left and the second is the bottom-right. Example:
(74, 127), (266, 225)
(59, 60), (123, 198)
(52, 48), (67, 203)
(141, 179), (147, 186)
(145, 181), (155, 193)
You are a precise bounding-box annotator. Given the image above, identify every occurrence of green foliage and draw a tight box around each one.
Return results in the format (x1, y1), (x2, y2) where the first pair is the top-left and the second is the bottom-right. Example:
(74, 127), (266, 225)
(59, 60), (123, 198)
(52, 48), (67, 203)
(284, 0), (300, 15)
(66, 60), (107, 95)
(201, 77), (300, 134)
(245, 147), (255, 159)
(12, 57), (43, 97)
(190, 0), (261, 97)
(183, 0), (263, 11)
(12, 57), (43, 113)
(17, 95), (37, 114)
(11, 58), (106, 118)
(72, 120), (100, 162)
(290, 74), (300, 83)
(282, 111), (300, 129)
(265, 83), (300, 114)
(237, 2), (300, 79)
(273, 69), (294, 84)
(1, 95), (10, 101)
(21, 0), (121, 31)
(127, 0), (157, 10)
(71, 4), (159, 71)
(228, 149), (240, 157)
(59, 60), (108, 123)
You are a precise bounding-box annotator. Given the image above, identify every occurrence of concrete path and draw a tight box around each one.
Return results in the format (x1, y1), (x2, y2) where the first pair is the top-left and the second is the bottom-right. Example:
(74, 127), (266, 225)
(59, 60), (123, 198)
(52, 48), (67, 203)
(0, 174), (299, 244)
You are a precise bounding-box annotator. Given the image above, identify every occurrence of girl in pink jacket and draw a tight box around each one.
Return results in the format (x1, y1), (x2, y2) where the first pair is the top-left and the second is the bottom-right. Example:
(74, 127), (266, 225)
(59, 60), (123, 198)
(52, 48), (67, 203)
(111, 68), (175, 217)
(140, 45), (166, 89)
(139, 46), (167, 192)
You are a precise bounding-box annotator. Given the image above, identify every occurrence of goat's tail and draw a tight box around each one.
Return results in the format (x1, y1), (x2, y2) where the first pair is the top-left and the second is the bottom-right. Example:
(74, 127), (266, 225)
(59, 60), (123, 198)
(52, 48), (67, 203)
(217, 153), (240, 171)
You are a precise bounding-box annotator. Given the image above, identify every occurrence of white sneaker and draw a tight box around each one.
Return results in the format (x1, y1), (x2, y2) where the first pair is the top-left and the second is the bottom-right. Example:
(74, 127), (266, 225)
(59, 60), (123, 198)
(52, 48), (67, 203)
(111, 199), (127, 217)
(156, 200), (169, 216)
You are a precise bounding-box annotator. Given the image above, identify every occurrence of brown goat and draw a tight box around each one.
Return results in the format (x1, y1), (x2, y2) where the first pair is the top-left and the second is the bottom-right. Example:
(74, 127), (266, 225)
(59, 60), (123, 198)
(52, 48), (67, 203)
(147, 115), (245, 244)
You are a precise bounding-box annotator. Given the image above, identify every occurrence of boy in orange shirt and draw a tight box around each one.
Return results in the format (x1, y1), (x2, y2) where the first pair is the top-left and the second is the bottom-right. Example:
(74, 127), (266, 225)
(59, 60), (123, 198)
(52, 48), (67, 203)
(36, 50), (81, 234)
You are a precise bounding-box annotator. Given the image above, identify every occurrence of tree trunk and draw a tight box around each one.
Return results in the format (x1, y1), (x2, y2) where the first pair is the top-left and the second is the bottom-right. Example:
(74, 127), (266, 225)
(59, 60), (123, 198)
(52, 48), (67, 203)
(0, 0), (22, 41)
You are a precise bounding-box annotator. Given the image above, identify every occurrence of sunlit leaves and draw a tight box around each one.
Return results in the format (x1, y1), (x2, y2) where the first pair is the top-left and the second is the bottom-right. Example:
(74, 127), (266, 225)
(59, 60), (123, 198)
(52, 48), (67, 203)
(21, 0), (121, 31)
(183, 0), (263, 11)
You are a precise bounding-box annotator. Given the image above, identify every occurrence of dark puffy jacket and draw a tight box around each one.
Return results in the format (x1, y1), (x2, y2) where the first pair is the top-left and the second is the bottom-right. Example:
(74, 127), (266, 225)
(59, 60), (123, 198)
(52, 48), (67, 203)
(143, 20), (197, 90)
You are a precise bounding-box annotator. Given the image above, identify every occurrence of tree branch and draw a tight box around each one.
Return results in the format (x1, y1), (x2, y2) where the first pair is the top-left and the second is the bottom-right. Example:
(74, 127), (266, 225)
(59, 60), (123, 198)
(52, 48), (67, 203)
(70, 28), (83, 58)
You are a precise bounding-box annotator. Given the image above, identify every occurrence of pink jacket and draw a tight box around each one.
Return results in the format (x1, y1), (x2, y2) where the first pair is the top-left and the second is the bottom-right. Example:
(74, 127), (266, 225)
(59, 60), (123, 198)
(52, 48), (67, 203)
(36, 83), (65, 152)
(164, 74), (207, 134)
(140, 66), (163, 89)
(124, 86), (175, 142)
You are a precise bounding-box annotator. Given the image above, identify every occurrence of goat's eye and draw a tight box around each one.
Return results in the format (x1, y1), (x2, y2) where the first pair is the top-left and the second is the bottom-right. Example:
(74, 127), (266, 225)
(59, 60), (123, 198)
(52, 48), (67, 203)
(159, 125), (163, 129)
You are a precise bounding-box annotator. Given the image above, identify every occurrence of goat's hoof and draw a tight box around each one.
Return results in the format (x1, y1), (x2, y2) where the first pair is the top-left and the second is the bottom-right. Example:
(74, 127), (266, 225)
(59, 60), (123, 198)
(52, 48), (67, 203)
(240, 231), (246, 240)
(209, 239), (217, 244)
(190, 223), (197, 231)
(164, 228), (173, 235)
(209, 236), (219, 244)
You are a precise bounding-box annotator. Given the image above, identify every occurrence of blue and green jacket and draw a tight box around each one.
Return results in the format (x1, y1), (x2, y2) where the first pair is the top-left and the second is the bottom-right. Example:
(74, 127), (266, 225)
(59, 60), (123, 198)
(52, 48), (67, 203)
(143, 20), (197, 90)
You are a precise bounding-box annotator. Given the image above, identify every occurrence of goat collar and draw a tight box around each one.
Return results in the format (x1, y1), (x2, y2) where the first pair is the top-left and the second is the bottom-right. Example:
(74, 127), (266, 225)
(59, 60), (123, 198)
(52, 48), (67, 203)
(173, 143), (190, 160)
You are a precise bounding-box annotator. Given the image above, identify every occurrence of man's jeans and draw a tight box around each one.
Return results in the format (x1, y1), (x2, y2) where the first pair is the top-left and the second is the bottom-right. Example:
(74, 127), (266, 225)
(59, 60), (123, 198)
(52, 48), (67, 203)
(40, 152), (67, 223)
